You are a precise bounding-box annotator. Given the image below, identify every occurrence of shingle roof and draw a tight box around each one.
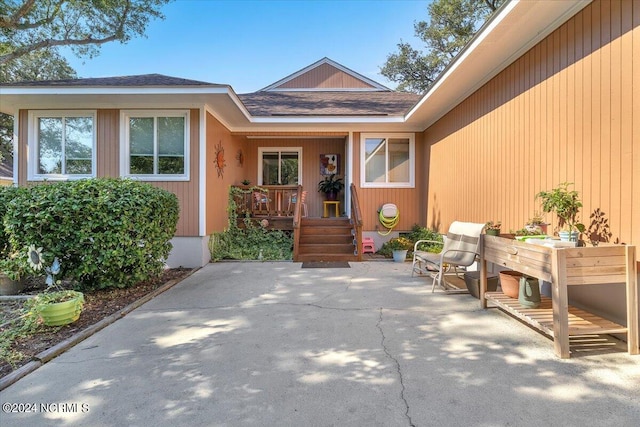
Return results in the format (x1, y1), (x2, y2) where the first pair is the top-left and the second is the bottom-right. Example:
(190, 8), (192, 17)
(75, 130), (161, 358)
(1, 73), (224, 87)
(238, 91), (421, 116)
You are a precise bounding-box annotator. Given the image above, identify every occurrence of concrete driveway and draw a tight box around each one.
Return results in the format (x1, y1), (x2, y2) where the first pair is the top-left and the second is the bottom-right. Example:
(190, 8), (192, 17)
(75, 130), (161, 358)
(1, 261), (639, 426)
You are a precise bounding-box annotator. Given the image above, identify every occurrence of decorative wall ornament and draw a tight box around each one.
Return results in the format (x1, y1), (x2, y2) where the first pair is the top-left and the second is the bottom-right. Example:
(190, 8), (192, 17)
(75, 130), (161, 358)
(214, 141), (226, 178)
(320, 153), (339, 175)
(236, 149), (244, 166)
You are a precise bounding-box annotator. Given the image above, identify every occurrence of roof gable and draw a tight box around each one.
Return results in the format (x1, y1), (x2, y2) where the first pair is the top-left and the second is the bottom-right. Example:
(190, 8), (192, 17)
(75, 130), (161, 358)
(260, 58), (389, 92)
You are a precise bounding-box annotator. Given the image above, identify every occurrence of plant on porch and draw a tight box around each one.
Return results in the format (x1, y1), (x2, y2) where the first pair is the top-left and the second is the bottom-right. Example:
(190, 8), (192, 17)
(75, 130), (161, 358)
(209, 186), (293, 261)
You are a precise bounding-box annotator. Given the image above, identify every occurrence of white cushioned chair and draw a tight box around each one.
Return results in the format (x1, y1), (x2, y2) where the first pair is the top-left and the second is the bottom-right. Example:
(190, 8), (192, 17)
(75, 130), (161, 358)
(411, 221), (486, 292)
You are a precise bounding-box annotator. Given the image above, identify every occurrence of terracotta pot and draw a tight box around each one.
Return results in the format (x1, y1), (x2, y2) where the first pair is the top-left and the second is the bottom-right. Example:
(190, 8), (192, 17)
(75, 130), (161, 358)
(0, 274), (25, 296)
(499, 271), (522, 299)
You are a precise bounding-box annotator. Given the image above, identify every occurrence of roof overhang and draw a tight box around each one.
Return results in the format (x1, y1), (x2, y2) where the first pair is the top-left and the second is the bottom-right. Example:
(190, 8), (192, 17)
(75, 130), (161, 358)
(405, 0), (591, 129)
(0, 0), (591, 134)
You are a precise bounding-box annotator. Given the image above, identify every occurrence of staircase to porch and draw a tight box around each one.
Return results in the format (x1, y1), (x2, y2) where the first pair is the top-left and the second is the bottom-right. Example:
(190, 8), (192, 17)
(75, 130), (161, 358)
(296, 217), (359, 262)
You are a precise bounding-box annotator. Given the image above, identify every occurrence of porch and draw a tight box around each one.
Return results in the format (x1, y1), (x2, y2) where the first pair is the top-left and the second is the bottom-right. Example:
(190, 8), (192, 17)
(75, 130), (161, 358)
(230, 184), (364, 262)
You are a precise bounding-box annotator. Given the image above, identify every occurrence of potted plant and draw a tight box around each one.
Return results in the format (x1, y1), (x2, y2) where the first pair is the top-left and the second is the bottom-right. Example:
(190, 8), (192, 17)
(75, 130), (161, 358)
(26, 245), (84, 326)
(525, 212), (548, 235)
(384, 237), (413, 262)
(0, 250), (29, 296)
(317, 174), (344, 201)
(29, 289), (85, 326)
(485, 221), (501, 236)
(536, 182), (585, 242)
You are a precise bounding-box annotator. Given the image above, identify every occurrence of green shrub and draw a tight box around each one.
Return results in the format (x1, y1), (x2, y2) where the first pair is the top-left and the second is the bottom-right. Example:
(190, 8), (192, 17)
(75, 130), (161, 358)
(4, 179), (179, 290)
(0, 186), (24, 257)
(377, 224), (443, 258)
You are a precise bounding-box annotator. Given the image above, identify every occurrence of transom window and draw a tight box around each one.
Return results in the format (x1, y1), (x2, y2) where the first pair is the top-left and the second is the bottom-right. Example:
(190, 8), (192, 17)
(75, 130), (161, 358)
(258, 148), (302, 185)
(121, 110), (189, 180)
(361, 133), (414, 188)
(28, 111), (96, 180)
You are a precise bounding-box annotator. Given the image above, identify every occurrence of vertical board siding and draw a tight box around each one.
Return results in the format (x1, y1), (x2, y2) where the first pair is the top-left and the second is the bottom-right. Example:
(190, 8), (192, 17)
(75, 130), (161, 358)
(278, 63), (375, 89)
(205, 112), (245, 235)
(424, 0), (639, 246)
(96, 109), (119, 177)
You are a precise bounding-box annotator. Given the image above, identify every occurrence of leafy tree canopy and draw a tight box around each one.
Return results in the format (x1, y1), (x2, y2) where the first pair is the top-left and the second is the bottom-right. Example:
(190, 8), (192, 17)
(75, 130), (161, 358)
(0, 0), (171, 65)
(381, 0), (505, 93)
(0, 49), (77, 162)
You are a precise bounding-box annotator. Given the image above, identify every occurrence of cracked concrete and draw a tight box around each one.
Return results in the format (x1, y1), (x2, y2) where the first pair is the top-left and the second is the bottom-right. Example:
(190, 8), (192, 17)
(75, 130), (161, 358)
(1, 261), (639, 426)
(377, 307), (415, 427)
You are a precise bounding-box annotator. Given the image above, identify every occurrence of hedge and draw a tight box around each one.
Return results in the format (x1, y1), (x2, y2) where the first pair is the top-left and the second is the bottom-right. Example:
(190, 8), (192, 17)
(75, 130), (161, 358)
(4, 179), (179, 290)
(0, 186), (24, 257)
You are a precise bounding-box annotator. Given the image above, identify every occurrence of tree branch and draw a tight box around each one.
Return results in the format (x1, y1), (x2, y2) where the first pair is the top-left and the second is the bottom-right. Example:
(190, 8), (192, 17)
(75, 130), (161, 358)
(0, 0), (65, 30)
(0, 34), (119, 65)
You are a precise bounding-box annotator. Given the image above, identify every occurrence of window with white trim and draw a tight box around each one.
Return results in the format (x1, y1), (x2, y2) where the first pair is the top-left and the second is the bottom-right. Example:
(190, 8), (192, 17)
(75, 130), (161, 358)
(122, 110), (189, 180)
(361, 133), (414, 188)
(28, 111), (96, 180)
(258, 147), (302, 185)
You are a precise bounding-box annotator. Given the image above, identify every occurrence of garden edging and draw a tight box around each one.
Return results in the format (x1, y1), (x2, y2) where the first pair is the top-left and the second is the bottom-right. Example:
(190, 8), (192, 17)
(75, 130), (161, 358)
(0, 268), (197, 391)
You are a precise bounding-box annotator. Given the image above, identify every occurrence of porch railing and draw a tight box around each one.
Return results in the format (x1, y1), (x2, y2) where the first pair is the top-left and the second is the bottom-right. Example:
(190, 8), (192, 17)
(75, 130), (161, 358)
(350, 183), (363, 261)
(292, 185), (303, 261)
(232, 185), (300, 218)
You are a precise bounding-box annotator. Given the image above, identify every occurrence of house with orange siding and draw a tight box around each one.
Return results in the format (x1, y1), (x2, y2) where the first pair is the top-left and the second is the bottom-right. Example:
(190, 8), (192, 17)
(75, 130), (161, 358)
(1, 1), (638, 289)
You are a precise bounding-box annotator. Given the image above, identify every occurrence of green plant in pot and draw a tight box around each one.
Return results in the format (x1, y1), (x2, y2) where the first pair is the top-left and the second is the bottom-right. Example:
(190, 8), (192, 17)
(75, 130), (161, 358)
(317, 174), (344, 201)
(27, 246), (84, 326)
(536, 182), (585, 242)
(0, 249), (31, 295)
(485, 221), (501, 236)
(525, 212), (548, 235)
(384, 237), (413, 262)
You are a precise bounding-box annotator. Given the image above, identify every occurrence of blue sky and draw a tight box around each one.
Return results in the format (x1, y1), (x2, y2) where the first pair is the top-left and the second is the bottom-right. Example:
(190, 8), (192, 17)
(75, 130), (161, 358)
(64, 0), (431, 94)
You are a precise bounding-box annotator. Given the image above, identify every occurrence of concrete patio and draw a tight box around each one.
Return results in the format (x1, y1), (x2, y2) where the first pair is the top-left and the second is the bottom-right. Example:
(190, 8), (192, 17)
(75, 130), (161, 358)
(1, 261), (639, 426)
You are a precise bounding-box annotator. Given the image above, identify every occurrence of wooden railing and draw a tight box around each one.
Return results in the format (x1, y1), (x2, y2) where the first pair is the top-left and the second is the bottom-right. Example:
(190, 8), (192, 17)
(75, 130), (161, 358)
(350, 183), (364, 261)
(232, 185), (299, 218)
(292, 185), (303, 261)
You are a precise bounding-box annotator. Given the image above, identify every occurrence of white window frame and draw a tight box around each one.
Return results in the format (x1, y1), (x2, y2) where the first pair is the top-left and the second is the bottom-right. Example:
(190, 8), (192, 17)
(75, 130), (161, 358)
(28, 110), (97, 181)
(120, 110), (190, 181)
(360, 133), (415, 188)
(258, 147), (303, 185)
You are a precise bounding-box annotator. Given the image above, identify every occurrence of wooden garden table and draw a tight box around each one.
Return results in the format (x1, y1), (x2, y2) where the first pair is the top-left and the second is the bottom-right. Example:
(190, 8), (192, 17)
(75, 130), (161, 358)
(479, 235), (638, 358)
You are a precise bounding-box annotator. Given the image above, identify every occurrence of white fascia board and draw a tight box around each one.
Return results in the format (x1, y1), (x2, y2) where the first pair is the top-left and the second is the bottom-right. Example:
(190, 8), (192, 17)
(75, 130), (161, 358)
(405, 0), (519, 122)
(0, 86), (230, 96)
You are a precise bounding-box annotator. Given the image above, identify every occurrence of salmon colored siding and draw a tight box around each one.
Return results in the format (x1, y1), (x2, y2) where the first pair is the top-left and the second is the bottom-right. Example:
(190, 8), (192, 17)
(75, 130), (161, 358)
(18, 108), (200, 237)
(96, 109), (119, 177)
(205, 112), (245, 235)
(277, 63), (375, 89)
(352, 132), (425, 232)
(424, 0), (639, 245)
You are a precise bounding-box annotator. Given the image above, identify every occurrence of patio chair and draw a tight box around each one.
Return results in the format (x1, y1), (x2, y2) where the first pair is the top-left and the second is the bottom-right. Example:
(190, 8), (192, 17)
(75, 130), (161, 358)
(253, 191), (270, 215)
(411, 221), (486, 292)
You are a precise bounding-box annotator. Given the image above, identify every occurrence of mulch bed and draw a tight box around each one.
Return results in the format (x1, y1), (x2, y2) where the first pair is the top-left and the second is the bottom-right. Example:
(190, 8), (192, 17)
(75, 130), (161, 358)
(0, 268), (193, 379)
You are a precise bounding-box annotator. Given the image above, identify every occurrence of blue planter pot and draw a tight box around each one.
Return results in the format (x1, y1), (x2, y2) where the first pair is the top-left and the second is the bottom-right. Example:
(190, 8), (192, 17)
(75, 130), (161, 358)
(392, 250), (408, 262)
